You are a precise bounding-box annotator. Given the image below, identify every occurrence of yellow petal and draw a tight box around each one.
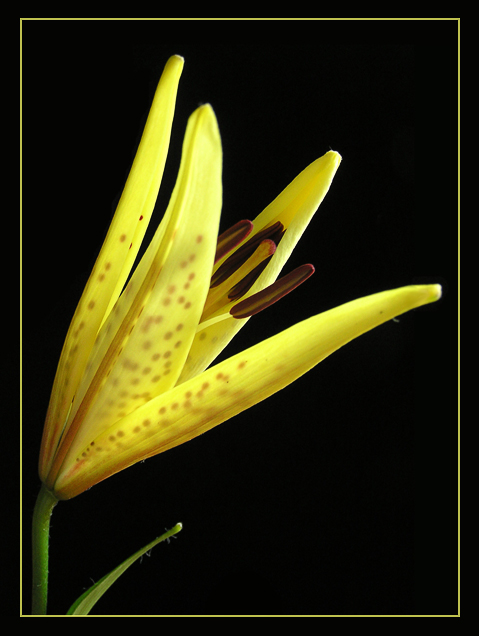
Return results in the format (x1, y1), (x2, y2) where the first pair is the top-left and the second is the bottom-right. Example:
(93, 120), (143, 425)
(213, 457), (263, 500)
(52, 284), (441, 499)
(249, 150), (341, 289)
(39, 55), (184, 481)
(177, 150), (341, 384)
(45, 104), (222, 489)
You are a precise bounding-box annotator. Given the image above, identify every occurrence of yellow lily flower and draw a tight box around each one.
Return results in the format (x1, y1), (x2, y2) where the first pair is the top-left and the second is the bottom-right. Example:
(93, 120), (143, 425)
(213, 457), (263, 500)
(38, 55), (441, 501)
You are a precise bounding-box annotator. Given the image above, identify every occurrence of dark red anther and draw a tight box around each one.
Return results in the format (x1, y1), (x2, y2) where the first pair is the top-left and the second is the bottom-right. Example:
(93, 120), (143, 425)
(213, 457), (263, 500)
(228, 254), (274, 301)
(214, 220), (254, 264)
(230, 264), (315, 319)
(211, 221), (285, 287)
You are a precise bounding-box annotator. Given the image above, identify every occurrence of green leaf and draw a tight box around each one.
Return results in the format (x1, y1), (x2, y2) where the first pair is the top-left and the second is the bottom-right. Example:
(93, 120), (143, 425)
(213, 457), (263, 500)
(66, 523), (182, 615)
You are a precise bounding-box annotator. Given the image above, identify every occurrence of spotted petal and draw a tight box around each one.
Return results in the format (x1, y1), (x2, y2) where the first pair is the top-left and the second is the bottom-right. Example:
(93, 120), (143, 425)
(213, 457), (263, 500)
(44, 104), (222, 489)
(177, 150), (342, 384)
(39, 56), (184, 481)
(52, 284), (441, 499)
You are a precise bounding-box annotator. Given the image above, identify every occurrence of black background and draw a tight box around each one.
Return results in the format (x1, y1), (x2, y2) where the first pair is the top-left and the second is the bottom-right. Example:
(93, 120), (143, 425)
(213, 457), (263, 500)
(22, 19), (458, 616)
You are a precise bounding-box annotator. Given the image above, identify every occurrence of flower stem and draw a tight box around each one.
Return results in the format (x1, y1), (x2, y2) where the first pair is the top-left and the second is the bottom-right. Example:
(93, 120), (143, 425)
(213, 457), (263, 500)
(31, 484), (58, 615)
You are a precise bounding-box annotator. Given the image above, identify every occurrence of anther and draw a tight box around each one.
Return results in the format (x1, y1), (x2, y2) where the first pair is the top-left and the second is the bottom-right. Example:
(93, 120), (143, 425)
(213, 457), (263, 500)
(214, 220), (254, 264)
(202, 240), (276, 319)
(228, 255), (274, 301)
(230, 264), (315, 319)
(211, 221), (285, 288)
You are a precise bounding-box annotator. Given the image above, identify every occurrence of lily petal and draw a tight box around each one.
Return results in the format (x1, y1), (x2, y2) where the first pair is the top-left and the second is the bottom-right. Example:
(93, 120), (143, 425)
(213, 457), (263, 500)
(52, 284), (441, 499)
(44, 104), (223, 490)
(39, 55), (184, 481)
(177, 151), (341, 384)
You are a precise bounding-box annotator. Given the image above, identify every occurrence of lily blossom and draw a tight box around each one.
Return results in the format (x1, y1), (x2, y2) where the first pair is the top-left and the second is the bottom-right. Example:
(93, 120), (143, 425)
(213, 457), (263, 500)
(38, 55), (441, 501)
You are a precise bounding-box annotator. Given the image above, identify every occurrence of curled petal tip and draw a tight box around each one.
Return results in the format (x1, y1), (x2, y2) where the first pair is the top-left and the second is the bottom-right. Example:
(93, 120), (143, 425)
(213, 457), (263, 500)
(327, 149), (342, 162)
(417, 283), (442, 305)
(430, 284), (442, 301)
(169, 54), (185, 66)
(192, 103), (220, 130)
(322, 150), (342, 172)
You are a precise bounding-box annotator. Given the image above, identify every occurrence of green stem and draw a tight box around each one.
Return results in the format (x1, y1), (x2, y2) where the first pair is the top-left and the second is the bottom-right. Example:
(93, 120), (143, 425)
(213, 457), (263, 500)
(31, 484), (58, 615)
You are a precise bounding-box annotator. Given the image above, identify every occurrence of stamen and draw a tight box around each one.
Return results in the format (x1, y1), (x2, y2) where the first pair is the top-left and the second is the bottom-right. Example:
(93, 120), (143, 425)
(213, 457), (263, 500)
(211, 221), (285, 287)
(202, 240), (276, 320)
(228, 255), (274, 302)
(230, 264), (315, 319)
(214, 220), (254, 264)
